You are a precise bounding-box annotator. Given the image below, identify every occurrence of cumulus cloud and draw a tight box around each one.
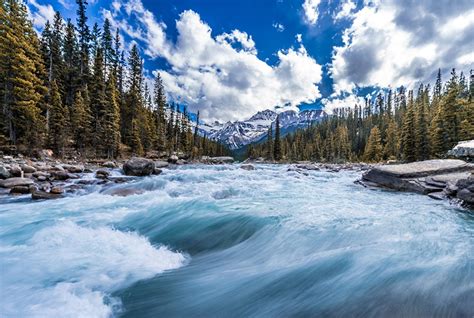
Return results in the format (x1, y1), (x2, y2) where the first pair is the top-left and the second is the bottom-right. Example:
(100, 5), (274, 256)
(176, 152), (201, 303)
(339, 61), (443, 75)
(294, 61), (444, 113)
(331, 0), (474, 94)
(302, 0), (321, 25)
(28, 0), (56, 28)
(104, 3), (322, 122)
(333, 0), (356, 20)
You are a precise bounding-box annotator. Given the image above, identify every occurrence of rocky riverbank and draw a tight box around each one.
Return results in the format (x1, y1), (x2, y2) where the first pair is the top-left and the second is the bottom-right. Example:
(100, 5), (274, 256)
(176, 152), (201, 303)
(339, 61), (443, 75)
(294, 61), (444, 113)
(359, 159), (474, 208)
(0, 153), (236, 200)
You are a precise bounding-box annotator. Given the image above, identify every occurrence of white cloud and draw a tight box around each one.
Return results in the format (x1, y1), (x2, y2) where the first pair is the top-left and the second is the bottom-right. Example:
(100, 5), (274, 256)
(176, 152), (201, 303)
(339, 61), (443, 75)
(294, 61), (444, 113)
(296, 34), (302, 43)
(322, 94), (365, 114)
(331, 0), (474, 94)
(28, 0), (56, 28)
(272, 23), (285, 32)
(105, 4), (322, 122)
(333, 0), (356, 20)
(57, 0), (71, 9)
(302, 0), (321, 25)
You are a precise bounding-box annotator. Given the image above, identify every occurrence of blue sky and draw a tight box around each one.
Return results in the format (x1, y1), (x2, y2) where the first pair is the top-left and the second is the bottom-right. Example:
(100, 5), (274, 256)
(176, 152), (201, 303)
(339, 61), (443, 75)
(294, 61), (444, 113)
(27, 0), (474, 122)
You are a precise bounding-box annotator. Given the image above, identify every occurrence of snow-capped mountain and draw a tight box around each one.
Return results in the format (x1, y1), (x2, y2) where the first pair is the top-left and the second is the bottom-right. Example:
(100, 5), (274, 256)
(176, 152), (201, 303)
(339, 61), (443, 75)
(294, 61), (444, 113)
(198, 109), (326, 150)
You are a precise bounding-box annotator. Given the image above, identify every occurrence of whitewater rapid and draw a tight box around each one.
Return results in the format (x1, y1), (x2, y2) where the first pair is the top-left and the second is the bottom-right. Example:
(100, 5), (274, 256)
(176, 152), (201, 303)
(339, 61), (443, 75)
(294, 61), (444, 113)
(0, 164), (473, 317)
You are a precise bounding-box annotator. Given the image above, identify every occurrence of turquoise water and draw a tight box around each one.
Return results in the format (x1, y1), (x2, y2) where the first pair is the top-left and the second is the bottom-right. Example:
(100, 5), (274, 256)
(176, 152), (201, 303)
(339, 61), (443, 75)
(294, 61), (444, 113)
(1, 164), (473, 317)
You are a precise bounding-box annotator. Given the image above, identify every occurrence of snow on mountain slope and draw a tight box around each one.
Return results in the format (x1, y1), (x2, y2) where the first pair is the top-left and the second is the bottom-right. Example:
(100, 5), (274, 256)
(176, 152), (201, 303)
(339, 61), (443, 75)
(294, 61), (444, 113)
(197, 109), (325, 149)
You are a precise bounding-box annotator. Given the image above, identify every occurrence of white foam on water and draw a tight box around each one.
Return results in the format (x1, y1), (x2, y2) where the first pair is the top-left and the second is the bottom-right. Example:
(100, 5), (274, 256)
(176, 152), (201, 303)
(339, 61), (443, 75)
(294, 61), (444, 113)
(0, 221), (186, 317)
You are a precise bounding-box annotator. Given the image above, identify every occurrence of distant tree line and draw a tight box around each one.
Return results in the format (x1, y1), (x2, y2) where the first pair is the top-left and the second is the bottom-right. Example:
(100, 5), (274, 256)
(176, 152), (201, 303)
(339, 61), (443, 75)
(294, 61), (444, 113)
(248, 69), (474, 162)
(0, 0), (228, 158)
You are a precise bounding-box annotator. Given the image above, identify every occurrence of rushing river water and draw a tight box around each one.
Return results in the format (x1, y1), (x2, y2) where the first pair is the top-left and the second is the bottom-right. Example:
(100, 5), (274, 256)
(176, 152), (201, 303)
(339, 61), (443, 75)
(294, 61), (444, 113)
(0, 164), (473, 317)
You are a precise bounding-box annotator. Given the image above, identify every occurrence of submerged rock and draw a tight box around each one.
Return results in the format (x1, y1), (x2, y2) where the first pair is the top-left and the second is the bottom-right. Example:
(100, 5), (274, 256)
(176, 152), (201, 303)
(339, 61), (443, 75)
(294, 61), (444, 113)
(101, 186), (145, 197)
(123, 157), (155, 176)
(10, 185), (33, 194)
(95, 169), (110, 179)
(240, 164), (255, 171)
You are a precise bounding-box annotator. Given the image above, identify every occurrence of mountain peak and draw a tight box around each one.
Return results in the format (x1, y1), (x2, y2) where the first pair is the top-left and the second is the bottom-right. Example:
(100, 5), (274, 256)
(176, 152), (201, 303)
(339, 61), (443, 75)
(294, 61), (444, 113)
(198, 109), (326, 150)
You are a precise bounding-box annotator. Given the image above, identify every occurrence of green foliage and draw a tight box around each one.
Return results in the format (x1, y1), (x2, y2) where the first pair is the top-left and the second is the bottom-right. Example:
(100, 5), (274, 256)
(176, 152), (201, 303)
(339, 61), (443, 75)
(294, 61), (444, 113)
(249, 68), (473, 163)
(0, 0), (228, 158)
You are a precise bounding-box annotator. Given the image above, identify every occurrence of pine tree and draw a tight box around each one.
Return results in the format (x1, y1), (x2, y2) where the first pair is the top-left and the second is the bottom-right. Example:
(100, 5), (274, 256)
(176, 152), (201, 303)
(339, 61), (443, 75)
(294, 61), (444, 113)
(414, 84), (430, 160)
(101, 74), (121, 158)
(130, 118), (143, 155)
(153, 73), (166, 150)
(76, 0), (89, 85)
(0, 0), (47, 148)
(364, 126), (383, 162)
(383, 120), (398, 160)
(48, 80), (68, 156)
(266, 125), (273, 159)
(101, 18), (113, 77)
(63, 19), (80, 108)
(274, 115), (281, 161)
(70, 89), (91, 155)
(401, 91), (416, 161)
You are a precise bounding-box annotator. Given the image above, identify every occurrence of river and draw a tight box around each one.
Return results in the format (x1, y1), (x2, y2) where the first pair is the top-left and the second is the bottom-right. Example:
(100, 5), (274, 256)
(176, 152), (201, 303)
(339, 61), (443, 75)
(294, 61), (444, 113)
(1, 164), (473, 317)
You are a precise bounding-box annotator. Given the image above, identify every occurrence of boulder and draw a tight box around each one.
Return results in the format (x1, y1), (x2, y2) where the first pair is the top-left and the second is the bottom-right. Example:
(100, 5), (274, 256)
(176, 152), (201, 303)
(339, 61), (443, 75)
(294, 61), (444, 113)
(154, 161), (169, 168)
(240, 164), (255, 171)
(362, 160), (473, 194)
(50, 186), (64, 194)
(96, 169), (110, 179)
(62, 164), (84, 173)
(9, 165), (22, 177)
(0, 166), (10, 179)
(123, 157), (155, 176)
(153, 168), (163, 175)
(31, 190), (63, 200)
(20, 164), (36, 173)
(457, 188), (474, 204)
(361, 159), (474, 205)
(168, 155), (179, 164)
(448, 140), (474, 159)
(102, 161), (117, 168)
(51, 171), (79, 181)
(295, 164), (320, 171)
(0, 177), (34, 188)
(10, 185), (32, 194)
(202, 156), (234, 164)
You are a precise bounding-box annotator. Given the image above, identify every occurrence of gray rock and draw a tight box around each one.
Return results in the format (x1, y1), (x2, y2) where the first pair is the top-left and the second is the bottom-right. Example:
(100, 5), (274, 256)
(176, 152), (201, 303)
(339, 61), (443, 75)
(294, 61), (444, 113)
(31, 190), (63, 200)
(10, 185), (32, 194)
(153, 168), (163, 175)
(0, 177), (34, 188)
(50, 186), (64, 194)
(362, 160), (473, 194)
(102, 161), (117, 168)
(123, 157), (155, 176)
(295, 164), (320, 171)
(168, 155), (179, 164)
(448, 140), (474, 159)
(0, 166), (10, 179)
(62, 164), (84, 173)
(428, 191), (447, 200)
(96, 169), (110, 179)
(154, 161), (169, 168)
(240, 164), (255, 171)
(9, 165), (22, 177)
(457, 189), (474, 204)
(51, 171), (79, 180)
(201, 156), (234, 164)
(101, 186), (145, 197)
(21, 164), (36, 173)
